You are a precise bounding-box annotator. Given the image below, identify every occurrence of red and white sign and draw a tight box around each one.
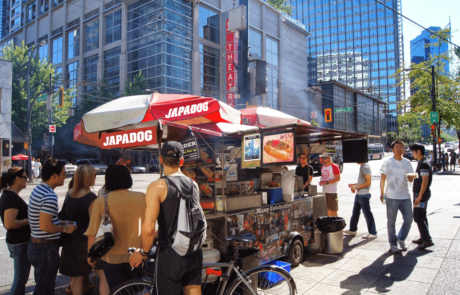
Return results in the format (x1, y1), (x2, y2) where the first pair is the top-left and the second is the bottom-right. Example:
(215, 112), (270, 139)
(150, 97), (219, 121)
(101, 126), (157, 149)
(311, 111), (317, 119)
(225, 19), (238, 106)
(227, 93), (235, 102)
(49, 125), (56, 133)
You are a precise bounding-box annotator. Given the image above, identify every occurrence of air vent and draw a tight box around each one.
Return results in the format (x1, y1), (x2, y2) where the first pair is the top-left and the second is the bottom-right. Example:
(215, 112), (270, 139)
(38, 34), (48, 42)
(104, 0), (121, 11)
(51, 26), (63, 37)
(67, 18), (80, 29)
(85, 8), (99, 20)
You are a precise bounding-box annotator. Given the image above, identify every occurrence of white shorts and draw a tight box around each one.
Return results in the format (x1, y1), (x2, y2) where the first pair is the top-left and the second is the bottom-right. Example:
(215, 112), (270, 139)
(33, 170), (39, 178)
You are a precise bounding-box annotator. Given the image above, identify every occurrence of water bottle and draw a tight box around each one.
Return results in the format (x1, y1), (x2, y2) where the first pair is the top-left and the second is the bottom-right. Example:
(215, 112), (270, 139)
(382, 193), (387, 204)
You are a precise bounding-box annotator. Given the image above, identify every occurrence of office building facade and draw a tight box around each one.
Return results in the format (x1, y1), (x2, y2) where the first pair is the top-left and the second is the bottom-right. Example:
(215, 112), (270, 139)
(410, 26), (450, 73)
(291, 0), (403, 132)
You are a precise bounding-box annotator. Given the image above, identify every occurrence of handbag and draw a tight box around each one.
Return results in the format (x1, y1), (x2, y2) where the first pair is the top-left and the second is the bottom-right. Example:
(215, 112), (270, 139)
(88, 193), (115, 260)
(58, 193), (73, 247)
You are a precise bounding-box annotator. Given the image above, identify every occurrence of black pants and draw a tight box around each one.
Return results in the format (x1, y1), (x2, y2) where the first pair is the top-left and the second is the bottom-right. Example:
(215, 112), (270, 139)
(413, 193), (432, 243)
(100, 260), (144, 291)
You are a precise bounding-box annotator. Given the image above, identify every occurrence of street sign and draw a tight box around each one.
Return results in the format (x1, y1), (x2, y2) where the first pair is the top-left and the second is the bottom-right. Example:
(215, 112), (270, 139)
(311, 111), (317, 118)
(430, 111), (439, 123)
(49, 125), (56, 133)
(37, 94), (47, 103)
(334, 107), (353, 113)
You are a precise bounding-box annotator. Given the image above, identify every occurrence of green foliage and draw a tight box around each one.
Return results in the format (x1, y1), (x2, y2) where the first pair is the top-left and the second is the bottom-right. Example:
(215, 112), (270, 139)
(123, 71), (149, 96)
(386, 125), (422, 145)
(266, 0), (293, 16)
(310, 118), (319, 127)
(440, 133), (457, 142)
(2, 41), (74, 143)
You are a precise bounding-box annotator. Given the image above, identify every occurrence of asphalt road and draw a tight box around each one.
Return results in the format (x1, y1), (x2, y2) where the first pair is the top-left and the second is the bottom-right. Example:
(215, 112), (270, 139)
(0, 155), (414, 294)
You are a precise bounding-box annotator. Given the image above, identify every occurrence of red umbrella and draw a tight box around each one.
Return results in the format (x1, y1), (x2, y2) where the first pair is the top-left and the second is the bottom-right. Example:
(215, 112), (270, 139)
(12, 154), (29, 160)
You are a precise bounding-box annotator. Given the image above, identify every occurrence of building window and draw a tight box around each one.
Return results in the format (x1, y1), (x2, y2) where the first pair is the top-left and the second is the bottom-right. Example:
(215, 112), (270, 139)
(104, 46), (121, 97)
(66, 61), (78, 106)
(52, 37), (63, 64)
(106, 9), (121, 45)
(267, 68), (279, 110)
(266, 37), (279, 66)
(40, 0), (49, 14)
(11, 6), (20, 18)
(53, 0), (63, 7)
(11, 17), (20, 29)
(85, 19), (99, 52)
(2, 140), (10, 157)
(68, 29), (80, 59)
(199, 5), (219, 44)
(84, 54), (98, 92)
(54, 67), (62, 88)
(199, 44), (220, 98)
(38, 43), (48, 61)
(248, 29), (262, 59)
(28, 2), (36, 22)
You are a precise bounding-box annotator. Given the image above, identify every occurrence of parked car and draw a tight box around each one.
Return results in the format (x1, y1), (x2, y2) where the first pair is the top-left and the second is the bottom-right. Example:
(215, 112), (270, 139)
(131, 166), (147, 173)
(75, 159), (108, 174)
(60, 160), (78, 176)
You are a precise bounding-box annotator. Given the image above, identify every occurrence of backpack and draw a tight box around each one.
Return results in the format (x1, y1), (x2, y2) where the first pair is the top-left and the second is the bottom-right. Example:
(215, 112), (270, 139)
(163, 176), (207, 256)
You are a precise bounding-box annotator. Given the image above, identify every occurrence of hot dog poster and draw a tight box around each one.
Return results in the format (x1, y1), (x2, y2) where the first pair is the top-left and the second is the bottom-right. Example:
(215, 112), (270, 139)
(262, 132), (296, 165)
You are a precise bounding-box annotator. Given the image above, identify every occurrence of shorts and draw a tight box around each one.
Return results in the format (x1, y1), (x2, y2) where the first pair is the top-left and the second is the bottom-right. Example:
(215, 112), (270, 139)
(156, 247), (203, 294)
(325, 193), (339, 211)
(33, 169), (39, 178)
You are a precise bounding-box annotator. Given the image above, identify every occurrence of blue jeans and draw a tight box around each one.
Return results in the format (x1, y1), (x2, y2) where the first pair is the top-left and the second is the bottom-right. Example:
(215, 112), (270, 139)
(386, 198), (413, 246)
(7, 243), (31, 295)
(100, 260), (145, 291)
(27, 242), (60, 295)
(349, 194), (377, 235)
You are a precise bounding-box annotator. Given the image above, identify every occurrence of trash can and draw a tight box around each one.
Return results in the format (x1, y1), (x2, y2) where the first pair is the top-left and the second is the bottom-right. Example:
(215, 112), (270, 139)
(306, 229), (322, 253)
(315, 216), (346, 255)
(321, 231), (343, 254)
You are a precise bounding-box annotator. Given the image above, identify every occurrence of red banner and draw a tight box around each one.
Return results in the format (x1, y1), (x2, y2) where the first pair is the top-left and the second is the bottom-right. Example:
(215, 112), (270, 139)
(101, 126), (157, 149)
(226, 72), (237, 82)
(150, 97), (220, 121)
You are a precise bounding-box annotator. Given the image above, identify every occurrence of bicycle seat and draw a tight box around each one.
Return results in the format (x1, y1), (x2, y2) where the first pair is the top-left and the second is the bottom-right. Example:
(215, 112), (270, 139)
(225, 233), (256, 243)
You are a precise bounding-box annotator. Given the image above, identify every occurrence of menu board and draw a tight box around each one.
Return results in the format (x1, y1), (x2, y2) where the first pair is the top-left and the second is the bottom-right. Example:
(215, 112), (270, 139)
(180, 137), (201, 162)
(262, 132), (296, 166)
(242, 133), (261, 168)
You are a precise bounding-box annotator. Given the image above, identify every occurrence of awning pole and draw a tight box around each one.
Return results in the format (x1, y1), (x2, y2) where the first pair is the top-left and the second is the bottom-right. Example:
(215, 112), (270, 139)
(221, 136), (226, 214)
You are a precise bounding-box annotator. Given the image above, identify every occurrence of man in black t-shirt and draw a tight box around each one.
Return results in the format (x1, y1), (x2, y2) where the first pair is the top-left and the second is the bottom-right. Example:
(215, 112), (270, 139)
(410, 144), (434, 250)
(295, 153), (314, 193)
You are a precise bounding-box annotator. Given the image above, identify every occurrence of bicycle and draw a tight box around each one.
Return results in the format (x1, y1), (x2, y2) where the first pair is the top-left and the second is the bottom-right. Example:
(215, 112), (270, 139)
(109, 235), (297, 295)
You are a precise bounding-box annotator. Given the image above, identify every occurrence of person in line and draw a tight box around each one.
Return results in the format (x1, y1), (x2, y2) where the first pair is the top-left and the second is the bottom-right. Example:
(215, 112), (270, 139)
(410, 144), (435, 250)
(380, 140), (415, 253)
(60, 165), (109, 295)
(0, 168), (31, 295)
(85, 165), (146, 291)
(344, 162), (377, 239)
(295, 153), (314, 194)
(33, 158), (41, 182)
(129, 141), (203, 295)
(442, 153), (447, 172)
(319, 153), (341, 216)
(449, 150), (457, 172)
(28, 160), (77, 295)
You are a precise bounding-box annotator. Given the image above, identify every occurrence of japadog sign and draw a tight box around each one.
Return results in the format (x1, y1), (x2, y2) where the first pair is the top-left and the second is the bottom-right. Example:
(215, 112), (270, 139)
(101, 127), (157, 149)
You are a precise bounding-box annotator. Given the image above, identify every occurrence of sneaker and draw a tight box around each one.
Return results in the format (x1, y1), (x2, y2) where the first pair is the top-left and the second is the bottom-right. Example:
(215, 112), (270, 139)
(418, 241), (435, 250)
(343, 230), (357, 236)
(397, 240), (407, 251)
(362, 233), (378, 239)
(412, 237), (423, 244)
(389, 245), (401, 253)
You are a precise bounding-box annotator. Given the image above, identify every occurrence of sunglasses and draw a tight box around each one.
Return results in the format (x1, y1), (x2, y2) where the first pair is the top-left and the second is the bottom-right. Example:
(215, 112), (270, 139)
(20, 176), (28, 180)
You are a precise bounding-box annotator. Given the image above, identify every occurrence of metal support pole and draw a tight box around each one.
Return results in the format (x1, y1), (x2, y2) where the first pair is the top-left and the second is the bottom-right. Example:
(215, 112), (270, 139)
(431, 66), (437, 168)
(26, 46), (39, 182)
(49, 73), (54, 159)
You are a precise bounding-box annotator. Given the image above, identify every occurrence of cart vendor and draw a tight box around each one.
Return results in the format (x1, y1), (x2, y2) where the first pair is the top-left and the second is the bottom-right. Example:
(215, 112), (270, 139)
(296, 153), (314, 192)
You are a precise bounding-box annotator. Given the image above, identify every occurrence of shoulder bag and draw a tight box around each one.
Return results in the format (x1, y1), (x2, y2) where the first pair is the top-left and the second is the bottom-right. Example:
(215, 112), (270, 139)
(88, 193), (115, 260)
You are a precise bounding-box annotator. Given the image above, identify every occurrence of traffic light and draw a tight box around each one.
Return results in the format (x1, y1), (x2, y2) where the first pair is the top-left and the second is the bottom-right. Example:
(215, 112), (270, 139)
(438, 138), (442, 143)
(255, 60), (268, 95)
(430, 125), (436, 137)
(324, 108), (332, 122)
(58, 86), (64, 107)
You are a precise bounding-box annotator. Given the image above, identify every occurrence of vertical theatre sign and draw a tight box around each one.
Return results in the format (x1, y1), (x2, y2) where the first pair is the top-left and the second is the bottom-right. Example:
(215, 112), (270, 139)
(226, 19), (238, 108)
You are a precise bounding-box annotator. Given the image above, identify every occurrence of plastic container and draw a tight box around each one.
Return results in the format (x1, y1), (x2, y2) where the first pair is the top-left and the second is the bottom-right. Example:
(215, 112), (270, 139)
(306, 230), (322, 253)
(315, 216), (346, 233)
(202, 244), (221, 283)
(259, 260), (291, 285)
(261, 188), (283, 204)
(321, 230), (344, 254)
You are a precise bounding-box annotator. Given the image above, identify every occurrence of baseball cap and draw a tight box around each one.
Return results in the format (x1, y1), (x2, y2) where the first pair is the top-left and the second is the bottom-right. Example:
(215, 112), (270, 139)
(161, 141), (184, 158)
(321, 151), (330, 158)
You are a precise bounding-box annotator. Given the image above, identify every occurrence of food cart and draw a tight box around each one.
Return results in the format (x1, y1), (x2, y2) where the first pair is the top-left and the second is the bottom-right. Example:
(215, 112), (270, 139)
(74, 94), (369, 268)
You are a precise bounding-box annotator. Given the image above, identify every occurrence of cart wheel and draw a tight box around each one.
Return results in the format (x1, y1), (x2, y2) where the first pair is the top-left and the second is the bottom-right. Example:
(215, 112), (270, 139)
(288, 239), (304, 267)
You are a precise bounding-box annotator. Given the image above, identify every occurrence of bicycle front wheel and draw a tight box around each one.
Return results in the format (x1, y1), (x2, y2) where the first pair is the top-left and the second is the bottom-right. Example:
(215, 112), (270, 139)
(109, 278), (154, 295)
(224, 265), (296, 295)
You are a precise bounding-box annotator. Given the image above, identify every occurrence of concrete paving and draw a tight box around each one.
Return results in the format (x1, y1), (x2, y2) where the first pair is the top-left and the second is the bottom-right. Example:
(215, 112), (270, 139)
(1, 155), (460, 294)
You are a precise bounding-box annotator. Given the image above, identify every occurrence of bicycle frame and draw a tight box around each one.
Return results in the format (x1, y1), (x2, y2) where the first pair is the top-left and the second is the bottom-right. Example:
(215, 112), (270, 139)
(202, 261), (258, 295)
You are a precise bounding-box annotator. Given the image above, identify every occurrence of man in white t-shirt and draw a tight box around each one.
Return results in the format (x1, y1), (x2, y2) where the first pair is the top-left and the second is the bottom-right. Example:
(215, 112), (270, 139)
(319, 153), (341, 216)
(380, 140), (415, 253)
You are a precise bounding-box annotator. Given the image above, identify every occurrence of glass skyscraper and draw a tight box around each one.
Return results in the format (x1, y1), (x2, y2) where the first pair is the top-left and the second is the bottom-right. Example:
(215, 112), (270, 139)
(291, 0), (403, 117)
(410, 26), (450, 73)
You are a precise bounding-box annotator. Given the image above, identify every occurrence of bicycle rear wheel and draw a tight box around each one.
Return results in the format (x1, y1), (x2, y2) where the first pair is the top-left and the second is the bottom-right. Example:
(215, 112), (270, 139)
(109, 278), (154, 295)
(224, 265), (296, 295)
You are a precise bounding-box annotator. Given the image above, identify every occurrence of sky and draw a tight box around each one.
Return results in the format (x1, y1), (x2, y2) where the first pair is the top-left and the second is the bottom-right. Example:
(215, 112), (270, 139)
(401, 0), (460, 69)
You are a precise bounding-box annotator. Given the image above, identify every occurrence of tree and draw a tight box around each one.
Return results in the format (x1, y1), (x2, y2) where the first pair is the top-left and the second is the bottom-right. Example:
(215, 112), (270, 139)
(2, 41), (75, 144)
(267, 0), (293, 16)
(123, 71), (149, 96)
(310, 118), (320, 127)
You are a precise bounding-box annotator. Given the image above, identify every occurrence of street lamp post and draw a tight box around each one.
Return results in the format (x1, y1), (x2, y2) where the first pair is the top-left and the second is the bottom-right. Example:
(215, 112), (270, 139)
(26, 40), (46, 182)
(403, 66), (437, 167)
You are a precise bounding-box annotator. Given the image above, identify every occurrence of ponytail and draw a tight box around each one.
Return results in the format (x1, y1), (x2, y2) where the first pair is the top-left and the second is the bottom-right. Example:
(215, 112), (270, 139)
(0, 168), (24, 192)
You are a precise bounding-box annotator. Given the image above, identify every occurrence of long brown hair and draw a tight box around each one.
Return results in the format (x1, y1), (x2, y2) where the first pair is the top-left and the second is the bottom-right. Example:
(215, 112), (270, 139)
(0, 167), (25, 192)
(71, 165), (96, 197)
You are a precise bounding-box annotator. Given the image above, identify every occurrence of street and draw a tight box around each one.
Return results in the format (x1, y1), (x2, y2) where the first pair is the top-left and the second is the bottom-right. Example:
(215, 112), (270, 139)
(1, 155), (460, 294)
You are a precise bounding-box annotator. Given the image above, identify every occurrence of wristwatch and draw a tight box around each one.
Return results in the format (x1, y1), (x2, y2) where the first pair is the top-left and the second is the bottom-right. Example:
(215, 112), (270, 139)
(62, 226), (67, 233)
(139, 248), (149, 257)
(326, 181), (329, 185)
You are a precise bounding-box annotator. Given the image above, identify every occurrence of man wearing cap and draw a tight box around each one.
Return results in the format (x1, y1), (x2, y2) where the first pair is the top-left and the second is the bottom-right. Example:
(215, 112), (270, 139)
(129, 141), (203, 295)
(319, 152), (341, 216)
